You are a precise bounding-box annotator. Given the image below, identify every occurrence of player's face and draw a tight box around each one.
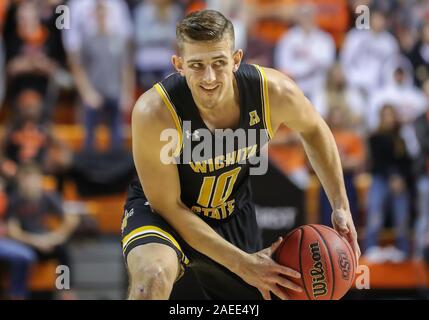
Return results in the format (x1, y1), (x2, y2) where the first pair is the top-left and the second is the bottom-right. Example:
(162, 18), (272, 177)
(172, 37), (242, 110)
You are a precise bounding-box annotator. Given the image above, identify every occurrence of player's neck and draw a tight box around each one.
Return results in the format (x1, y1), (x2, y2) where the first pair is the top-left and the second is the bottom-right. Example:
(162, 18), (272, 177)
(196, 77), (240, 131)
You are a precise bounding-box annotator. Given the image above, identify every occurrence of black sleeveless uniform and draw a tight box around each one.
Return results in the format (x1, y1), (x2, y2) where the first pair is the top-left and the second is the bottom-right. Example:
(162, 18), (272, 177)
(121, 64), (274, 299)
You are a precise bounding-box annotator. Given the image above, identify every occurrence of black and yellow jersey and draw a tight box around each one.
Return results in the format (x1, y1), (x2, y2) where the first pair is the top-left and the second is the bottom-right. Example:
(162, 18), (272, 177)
(153, 63), (273, 222)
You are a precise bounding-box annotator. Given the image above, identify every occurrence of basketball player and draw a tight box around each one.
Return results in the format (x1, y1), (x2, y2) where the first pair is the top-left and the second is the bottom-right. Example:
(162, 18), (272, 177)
(121, 10), (360, 300)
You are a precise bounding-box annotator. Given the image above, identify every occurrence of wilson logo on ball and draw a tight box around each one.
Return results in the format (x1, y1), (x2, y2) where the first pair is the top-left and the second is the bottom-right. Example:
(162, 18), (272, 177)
(309, 241), (328, 298)
(337, 249), (351, 280)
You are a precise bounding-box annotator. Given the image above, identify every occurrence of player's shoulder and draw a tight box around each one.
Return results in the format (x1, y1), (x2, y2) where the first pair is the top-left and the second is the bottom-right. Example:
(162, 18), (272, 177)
(260, 66), (303, 103)
(132, 85), (176, 131)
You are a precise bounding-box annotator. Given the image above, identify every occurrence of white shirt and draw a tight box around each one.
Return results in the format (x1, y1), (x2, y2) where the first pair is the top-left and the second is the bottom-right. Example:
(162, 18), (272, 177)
(340, 28), (399, 96)
(313, 87), (366, 120)
(274, 26), (336, 102)
(368, 83), (428, 131)
(134, 2), (182, 71)
(62, 0), (133, 53)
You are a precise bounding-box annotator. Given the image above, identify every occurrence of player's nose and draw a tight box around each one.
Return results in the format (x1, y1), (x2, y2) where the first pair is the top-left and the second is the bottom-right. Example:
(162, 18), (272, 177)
(202, 66), (216, 83)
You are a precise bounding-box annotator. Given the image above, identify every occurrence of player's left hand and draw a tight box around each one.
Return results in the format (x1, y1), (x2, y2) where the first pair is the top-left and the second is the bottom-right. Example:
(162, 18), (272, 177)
(331, 209), (361, 265)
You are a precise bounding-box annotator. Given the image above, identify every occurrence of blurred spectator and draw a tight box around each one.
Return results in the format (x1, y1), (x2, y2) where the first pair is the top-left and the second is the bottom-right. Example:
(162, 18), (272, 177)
(268, 125), (309, 191)
(408, 21), (429, 88)
(310, 0), (350, 48)
(368, 65), (427, 127)
(63, 0), (135, 151)
(364, 105), (412, 263)
(0, 0), (8, 28)
(6, 164), (79, 298)
(274, 3), (335, 102)
(206, 0), (247, 51)
(0, 89), (50, 178)
(313, 62), (365, 128)
(319, 108), (365, 227)
(244, 0), (296, 66)
(3, 0), (65, 102)
(133, 0), (182, 90)
(413, 85), (429, 260)
(245, 0), (295, 44)
(0, 35), (4, 108)
(3, 119), (49, 166)
(341, 9), (399, 98)
(0, 176), (36, 299)
(408, 0), (429, 33)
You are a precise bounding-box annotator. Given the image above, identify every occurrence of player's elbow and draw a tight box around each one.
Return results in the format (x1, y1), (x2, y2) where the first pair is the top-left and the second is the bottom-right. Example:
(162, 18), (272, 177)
(146, 197), (183, 219)
(299, 116), (327, 141)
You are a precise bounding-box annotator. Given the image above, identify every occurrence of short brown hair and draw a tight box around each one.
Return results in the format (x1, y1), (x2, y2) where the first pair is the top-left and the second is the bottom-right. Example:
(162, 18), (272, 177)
(176, 10), (235, 52)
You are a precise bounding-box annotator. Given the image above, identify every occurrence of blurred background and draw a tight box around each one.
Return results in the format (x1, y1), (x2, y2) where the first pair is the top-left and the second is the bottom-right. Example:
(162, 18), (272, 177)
(0, 0), (429, 300)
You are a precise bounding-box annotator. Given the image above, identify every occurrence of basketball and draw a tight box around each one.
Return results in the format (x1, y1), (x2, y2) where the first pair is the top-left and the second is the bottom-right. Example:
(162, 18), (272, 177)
(274, 224), (356, 300)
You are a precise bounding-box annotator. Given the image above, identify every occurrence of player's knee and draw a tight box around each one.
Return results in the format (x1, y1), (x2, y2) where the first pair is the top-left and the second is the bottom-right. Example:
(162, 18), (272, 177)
(128, 264), (175, 300)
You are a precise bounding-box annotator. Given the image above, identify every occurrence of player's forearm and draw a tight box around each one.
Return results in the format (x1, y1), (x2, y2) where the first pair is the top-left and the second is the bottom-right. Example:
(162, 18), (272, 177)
(300, 120), (349, 211)
(158, 202), (248, 274)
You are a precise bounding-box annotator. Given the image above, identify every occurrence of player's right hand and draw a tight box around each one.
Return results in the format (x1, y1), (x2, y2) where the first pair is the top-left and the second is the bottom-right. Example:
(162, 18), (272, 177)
(237, 237), (302, 300)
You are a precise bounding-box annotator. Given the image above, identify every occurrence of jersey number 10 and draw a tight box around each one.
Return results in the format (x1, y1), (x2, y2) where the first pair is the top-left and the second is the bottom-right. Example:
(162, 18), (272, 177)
(196, 167), (242, 208)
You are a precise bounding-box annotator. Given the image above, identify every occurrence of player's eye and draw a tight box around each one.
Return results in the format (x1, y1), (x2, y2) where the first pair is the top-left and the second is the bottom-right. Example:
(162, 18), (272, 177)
(213, 60), (226, 68)
(189, 63), (204, 70)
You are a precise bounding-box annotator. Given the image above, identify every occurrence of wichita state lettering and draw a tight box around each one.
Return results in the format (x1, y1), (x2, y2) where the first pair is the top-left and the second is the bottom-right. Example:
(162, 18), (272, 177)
(154, 64), (272, 221)
(189, 144), (258, 174)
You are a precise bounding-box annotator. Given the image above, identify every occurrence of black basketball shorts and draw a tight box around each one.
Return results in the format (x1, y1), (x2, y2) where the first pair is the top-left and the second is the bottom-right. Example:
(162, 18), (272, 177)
(121, 180), (263, 299)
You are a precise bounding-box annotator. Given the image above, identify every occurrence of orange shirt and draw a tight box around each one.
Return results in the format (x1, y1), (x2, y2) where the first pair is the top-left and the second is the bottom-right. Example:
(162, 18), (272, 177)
(312, 0), (349, 48)
(246, 0), (349, 48)
(246, 0), (296, 44)
(332, 129), (365, 164)
(186, 0), (207, 14)
(0, 191), (7, 219)
(268, 125), (307, 174)
(0, 0), (9, 31)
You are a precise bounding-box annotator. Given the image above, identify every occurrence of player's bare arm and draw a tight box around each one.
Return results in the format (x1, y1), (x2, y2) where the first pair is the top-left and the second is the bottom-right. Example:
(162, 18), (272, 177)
(264, 67), (361, 262)
(132, 88), (302, 300)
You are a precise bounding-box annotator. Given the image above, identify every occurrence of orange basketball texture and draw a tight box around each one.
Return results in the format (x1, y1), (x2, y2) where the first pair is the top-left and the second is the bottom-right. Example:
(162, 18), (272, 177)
(274, 224), (356, 300)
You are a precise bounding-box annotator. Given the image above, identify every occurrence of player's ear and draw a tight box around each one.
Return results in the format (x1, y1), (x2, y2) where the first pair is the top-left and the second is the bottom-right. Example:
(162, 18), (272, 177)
(232, 49), (243, 72)
(172, 55), (185, 76)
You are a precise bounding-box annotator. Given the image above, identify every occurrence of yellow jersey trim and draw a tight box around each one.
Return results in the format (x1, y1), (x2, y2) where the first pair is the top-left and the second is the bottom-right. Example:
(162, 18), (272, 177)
(253, 65), (274, 140)
(154, 83), (183, 157)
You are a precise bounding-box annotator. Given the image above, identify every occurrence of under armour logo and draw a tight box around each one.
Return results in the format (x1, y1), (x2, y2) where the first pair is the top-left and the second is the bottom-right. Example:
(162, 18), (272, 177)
(249, 110), (260, 126)
(185, 130), (200, 140)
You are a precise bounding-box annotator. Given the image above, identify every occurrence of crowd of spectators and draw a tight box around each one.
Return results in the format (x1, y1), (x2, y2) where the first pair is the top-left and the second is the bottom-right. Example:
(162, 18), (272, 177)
(0, 0), (429, 298)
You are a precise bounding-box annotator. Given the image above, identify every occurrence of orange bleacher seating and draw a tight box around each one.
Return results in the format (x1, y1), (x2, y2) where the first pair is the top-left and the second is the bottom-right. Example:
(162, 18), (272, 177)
(359, 258), (429, 289)
(52, 125), (131, 152)
(85, 194), (126, 235)
(28, 261), (58, 292)
(62, 179), (125, 235)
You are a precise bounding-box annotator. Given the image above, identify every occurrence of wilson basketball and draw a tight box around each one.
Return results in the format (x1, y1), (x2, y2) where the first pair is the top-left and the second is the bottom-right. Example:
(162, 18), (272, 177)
(274, 224), (356, 300)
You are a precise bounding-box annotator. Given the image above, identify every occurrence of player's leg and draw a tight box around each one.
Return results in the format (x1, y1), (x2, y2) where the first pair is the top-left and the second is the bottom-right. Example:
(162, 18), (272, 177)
(121, 185), (189, 300)
(126, 243), (180, 300)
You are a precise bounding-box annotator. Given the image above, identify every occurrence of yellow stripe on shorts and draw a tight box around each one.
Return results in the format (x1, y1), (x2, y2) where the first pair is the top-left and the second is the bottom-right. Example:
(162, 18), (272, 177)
(122, 226), (189, 265)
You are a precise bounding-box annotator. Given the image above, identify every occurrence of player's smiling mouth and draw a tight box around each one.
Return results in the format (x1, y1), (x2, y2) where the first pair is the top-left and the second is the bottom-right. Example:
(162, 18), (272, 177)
(199, 84), (220, 93)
